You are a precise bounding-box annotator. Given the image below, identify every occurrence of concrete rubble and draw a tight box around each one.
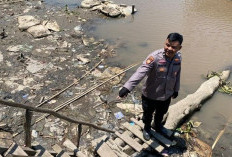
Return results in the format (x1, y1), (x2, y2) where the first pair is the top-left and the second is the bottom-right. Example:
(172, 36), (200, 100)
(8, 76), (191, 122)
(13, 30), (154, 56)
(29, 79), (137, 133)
(18, 15), (60, 38)
(81, 0), (137, 17)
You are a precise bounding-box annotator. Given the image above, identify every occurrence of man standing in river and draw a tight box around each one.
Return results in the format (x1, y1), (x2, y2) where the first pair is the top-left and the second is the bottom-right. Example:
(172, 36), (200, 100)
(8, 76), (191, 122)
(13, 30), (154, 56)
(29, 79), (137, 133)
(118, 33), (183, 140)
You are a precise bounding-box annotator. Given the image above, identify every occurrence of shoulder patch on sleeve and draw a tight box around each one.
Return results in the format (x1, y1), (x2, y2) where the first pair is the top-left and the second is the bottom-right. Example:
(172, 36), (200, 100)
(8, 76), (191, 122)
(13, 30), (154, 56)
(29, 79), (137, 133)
(174, 58), (180, 62)
(146, 56), (155, 64)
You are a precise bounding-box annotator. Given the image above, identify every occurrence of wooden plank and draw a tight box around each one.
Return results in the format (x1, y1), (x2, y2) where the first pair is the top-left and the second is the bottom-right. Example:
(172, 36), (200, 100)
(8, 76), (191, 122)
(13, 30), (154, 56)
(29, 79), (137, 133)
(113, 138), (133, 155)
(32, 142), (53, 157)
(106, 139), (128, 157)
(115, 131), (143, 152)
(52, 144), (70, 157)
(1, 146), (36, 156)
(131, 118), (173, 137)
(20, 146), (37, 156)
(97, 142), (118, 157)
(4, 142), (28, 156)
(131, 118), (173, 145)
(63, 139), (85, 157)
(122, 122), (164, 152)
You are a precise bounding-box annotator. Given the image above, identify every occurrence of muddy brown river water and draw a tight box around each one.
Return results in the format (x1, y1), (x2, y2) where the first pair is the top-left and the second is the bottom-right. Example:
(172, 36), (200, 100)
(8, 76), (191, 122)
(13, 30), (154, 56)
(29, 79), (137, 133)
(44, 0), (232, 155)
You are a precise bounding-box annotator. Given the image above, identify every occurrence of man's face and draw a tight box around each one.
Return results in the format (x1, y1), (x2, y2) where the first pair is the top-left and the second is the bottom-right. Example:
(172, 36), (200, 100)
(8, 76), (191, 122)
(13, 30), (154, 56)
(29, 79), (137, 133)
(164, 39), (182, 59)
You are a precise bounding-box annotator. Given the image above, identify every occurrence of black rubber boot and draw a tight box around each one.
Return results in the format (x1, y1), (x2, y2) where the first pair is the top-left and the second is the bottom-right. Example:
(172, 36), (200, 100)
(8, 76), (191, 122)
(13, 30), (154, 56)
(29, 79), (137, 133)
(143, 129), (151, 141)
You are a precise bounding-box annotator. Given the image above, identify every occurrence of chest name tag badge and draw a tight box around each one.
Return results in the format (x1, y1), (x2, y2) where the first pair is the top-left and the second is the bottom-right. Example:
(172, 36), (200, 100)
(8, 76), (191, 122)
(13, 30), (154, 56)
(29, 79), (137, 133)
(159, 67), (166, 72)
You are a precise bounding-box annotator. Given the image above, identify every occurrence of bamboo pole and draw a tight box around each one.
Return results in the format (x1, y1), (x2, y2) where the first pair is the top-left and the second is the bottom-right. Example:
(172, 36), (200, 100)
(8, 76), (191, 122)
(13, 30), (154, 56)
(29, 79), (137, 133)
(211, 117), (232, 150)
(0, 99), (115, 134)
(12, 62), (139, 137)
(34, 62), (139, 124)
(36, 59), (104, 108)
(77, 124), (82, 149)
(24, 109), (33, 147)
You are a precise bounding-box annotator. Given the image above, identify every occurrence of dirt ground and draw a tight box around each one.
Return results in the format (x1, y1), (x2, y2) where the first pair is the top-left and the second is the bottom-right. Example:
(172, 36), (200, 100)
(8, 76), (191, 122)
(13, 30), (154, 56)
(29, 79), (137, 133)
(0, 0), (127, 153)
(0, 1), (215, 156)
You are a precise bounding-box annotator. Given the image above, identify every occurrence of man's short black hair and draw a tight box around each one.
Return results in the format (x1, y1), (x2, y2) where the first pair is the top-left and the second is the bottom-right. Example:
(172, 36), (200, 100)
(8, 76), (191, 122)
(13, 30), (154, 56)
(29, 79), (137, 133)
(167, 33), (183, 45)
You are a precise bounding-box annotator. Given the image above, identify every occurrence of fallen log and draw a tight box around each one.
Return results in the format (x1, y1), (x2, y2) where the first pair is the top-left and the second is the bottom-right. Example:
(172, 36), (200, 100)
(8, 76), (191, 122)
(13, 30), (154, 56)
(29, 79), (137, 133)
(164, 70), (230, 130)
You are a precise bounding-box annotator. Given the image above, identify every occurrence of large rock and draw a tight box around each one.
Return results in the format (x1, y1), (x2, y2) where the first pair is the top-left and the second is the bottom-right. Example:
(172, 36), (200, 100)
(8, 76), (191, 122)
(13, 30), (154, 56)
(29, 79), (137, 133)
(84, 0), (137, 17)
(81, 0), (101, 8)
(100, 3), (121, 17)
(18, 15), (41, 31)
(27, 25), (51, 38)
(43, 20), (60, 32)
(121, 5), (137, 16)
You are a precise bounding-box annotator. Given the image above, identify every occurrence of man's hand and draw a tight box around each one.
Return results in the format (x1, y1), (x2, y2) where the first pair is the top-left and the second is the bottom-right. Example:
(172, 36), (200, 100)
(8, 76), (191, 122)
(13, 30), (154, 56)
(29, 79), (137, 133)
(172, 92), (178, 99)
(118, 87), (130, 98)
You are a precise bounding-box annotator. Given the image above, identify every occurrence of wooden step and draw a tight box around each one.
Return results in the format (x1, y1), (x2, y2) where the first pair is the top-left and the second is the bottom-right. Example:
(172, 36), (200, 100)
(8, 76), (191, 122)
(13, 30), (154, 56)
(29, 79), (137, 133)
(106, 139), (129, 157)
(32, 142), (53, 157)
(115, 131), (143, 152)
(97, 142), (118, 157)
(63, 139), (85, 157)
(122, 122), (164, 153)
(131, 117), (173, 145)
(4, 142), (28, 156)
(52, 144), (70, 157)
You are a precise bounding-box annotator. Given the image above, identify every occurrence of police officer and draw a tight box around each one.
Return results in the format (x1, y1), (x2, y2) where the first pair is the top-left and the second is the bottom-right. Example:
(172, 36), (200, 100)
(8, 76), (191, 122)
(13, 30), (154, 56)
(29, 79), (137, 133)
(118, 33), (183, 141)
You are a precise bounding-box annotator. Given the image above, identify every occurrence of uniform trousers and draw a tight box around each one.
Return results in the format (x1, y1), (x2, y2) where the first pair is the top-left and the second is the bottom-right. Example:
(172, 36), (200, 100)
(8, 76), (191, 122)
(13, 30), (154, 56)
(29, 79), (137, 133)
(142, 95), (171, 131)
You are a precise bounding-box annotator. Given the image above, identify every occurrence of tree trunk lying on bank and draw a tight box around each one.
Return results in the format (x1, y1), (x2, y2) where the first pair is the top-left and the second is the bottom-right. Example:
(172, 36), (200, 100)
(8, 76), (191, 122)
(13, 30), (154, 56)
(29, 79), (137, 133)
(164, 70), (230, 130)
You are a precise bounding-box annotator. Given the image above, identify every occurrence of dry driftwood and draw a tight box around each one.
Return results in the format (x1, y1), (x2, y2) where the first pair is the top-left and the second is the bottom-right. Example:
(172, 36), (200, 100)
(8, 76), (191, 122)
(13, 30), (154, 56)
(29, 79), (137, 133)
(164, 70), (230, 130)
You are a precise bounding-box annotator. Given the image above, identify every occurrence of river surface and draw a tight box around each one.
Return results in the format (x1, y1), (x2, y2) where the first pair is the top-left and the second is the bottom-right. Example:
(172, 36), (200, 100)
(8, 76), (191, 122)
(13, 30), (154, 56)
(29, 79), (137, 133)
(45, 0), (232, 155)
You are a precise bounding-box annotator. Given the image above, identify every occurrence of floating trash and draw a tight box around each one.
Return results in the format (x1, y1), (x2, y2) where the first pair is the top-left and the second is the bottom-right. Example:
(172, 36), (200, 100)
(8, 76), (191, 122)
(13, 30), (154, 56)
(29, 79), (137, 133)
(98, 65), (104, 69)
(32, 130), (38, 138)
(74, 25), (82, 32)
(22, 94), (29, 99)
(114, 111), (124, 119)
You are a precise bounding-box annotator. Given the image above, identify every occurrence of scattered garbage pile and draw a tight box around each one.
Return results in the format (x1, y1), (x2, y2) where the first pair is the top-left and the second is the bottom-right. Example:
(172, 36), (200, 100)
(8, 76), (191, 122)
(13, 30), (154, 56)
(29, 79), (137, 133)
(81, 0), (137, 17)
(0, 1), (140, 155)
